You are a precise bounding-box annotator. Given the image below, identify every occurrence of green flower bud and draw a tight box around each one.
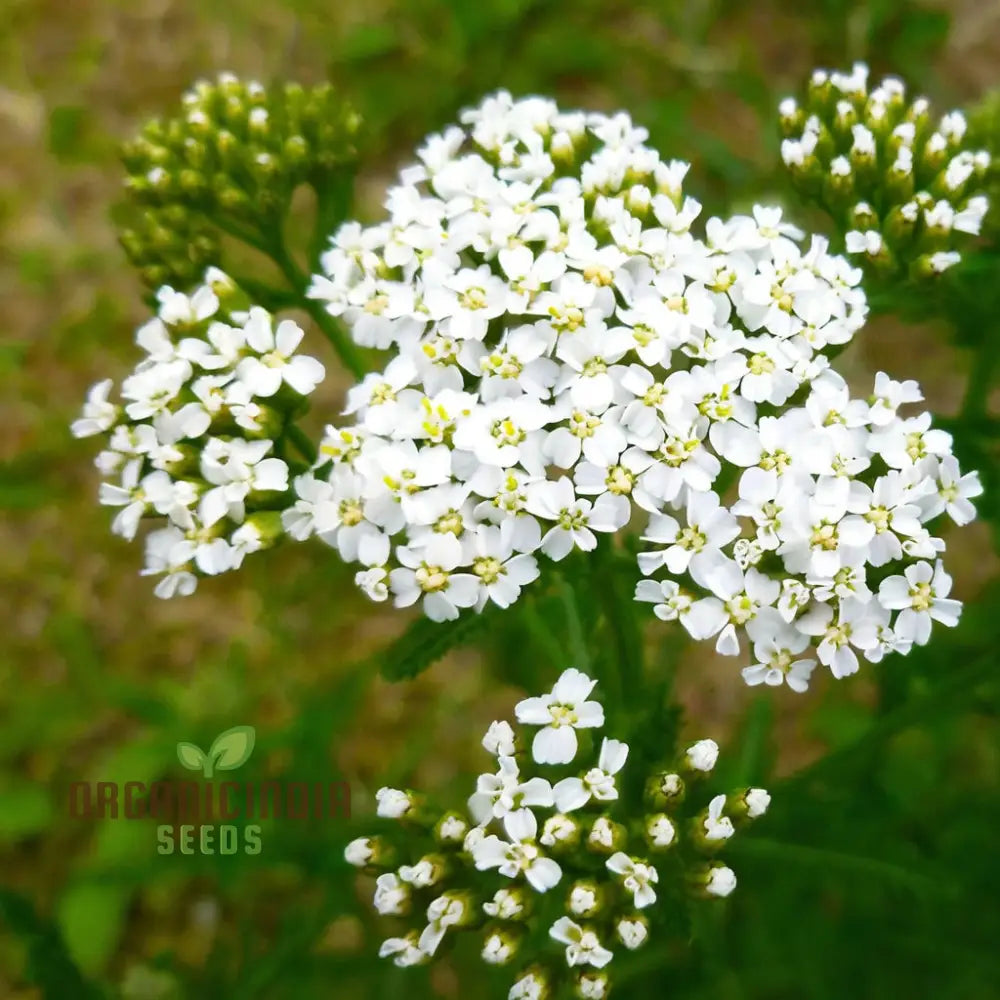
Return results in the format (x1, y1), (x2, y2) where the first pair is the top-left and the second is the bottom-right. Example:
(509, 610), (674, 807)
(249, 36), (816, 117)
(644, 812), (677, 850)
(574, 970), (610, 999)
(538, 813), (581, 855)
(616, 913), (649, 950)
(344, 835), (394, 872)
(585, 815), (627, 855)
(567, 879), (604, 918)
(644, 771), (685, 809)
(117, 74), (363, 284)
(781, 62), (990, 278)
(434, 811), (470, 847)
(509, 966), (552, 1000)
(482, 925), (523, 965)
(483, 886), (532, 922)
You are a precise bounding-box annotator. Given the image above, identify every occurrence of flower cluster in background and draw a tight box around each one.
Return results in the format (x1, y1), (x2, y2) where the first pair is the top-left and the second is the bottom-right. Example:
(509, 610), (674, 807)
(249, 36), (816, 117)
(346, 668), (769, 998)
(779, 61), (991, 278)
(72, 271), (324, 596)
(119, 74), (360, 289)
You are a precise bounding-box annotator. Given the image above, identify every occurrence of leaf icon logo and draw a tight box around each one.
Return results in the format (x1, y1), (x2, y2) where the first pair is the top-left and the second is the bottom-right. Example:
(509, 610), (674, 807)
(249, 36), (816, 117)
(176, 725), (256, 779)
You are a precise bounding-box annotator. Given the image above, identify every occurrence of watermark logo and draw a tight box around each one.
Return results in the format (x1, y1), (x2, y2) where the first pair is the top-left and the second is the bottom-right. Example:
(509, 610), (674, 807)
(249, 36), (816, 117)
(176, 725), (256, 779)
(68, 724), (350, 856)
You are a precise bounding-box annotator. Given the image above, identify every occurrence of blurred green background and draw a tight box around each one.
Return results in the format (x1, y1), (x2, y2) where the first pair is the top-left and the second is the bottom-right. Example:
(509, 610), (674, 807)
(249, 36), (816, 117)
(3, 0), (1000, 997)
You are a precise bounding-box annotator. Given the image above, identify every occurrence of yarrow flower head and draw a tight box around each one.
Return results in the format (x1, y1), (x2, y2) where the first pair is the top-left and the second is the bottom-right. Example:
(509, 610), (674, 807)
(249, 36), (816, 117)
(346, 666), (770, 995)
(779, 62), (990, 278)
(78, 90), (982, 705)
(303, 89), (872, 622)
(634, 367), (982, 692)
(72, 269), (325, 597)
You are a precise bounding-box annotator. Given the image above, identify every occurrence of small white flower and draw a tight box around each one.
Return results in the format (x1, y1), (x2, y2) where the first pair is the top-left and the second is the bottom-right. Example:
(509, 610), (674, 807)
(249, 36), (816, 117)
(646, 813), (676, 848)
(515, 668), (605, 765)
(549, 916), (614, 969)
(378, 933), (425, 967)
(373, 873), (410, 916)
(483, 720), (517, 756)
(606, 852), (658, 908)
(705, 864), (737, 898)
(375, 787), (413, 819)
(877, 560), (962, 645)
(616, 917), (648, 950)
(235, 310), (326, 397)
(72, 379), (119, 437)
(552, 738), (628, 812)
(704, 794), (735, 841)
(344, 837), (373, 867)
(471, 809), (562, 892)
(745, 788), (771, 818)
(686, 738), (719, 772)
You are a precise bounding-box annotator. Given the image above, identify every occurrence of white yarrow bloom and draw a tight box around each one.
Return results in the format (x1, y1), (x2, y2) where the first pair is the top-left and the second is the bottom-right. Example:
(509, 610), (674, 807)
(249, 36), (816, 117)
(515, 668), (605, 765)
(549, 917), (614, 968)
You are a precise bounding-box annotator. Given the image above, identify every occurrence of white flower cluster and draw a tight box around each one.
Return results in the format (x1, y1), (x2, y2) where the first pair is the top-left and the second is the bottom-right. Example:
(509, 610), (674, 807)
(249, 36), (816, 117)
(72, 271), (325, 597)
(302, 89), (872, 623)
(346, 668), (769, 998)
(635, 369), (982, 691)
(780, 62), (990, 275)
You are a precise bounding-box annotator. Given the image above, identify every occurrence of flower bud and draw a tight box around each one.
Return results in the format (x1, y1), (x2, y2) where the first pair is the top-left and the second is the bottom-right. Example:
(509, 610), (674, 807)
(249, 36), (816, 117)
(539, 813), (581, 854)
(692, 863), (738, 899)
(509, 966), (552, 1000)
(344, 835), (394, 871)
(482, 925), (523, 965)
(574, 970), (610, 999)
(644, 812), (676, 850)
(375, 786), (418, 819)
(435, 811), (470, 847)
(616, 914), (649, 950)
(373, 872), (411, 916)
(585, 816), (627, 855)
(684, 738), (719, 774)
(743, 787), (771, 819)
(644, 771), (685, 809)
(398, 854), (448, 889)
(483, 886), (531, 922)
(567, 880), (604, 919)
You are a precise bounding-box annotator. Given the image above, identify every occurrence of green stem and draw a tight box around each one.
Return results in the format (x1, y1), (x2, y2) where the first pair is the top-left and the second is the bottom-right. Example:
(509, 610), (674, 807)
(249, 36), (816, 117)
(557, 573), (591, 673)
(960, 333), (997, 422)
(285, 423), (318, 464)
(591, 540), (645, 728)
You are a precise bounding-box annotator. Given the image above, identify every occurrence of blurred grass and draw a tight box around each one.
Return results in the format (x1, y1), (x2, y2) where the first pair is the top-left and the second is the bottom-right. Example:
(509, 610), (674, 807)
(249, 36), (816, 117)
(2, 0), (1000, 997)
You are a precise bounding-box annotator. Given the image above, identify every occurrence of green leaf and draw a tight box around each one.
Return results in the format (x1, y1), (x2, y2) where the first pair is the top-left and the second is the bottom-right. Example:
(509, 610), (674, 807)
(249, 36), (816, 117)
(56, 881), (130, 975)
(378, 607), (495, 682)
(208, 725), (256, 772)
(175, 742), (207, 772)
(0, 889), (103, 999)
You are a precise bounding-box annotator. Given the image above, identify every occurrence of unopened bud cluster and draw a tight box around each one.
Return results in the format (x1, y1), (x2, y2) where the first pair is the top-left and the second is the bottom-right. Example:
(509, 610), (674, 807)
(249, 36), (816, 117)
(780, 62), (990, 278)
(119, 73), (361, 287)
(346, 668), (770, 998)
(71, 269), (325, 597)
